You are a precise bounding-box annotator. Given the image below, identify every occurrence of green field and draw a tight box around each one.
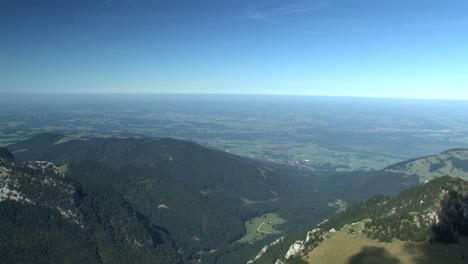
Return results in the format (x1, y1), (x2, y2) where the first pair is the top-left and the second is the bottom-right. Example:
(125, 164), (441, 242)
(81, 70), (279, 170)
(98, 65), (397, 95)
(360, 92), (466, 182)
(237, 213), (286, 244)
(214, 140), (400, 171)
(58, 163), (69, 173)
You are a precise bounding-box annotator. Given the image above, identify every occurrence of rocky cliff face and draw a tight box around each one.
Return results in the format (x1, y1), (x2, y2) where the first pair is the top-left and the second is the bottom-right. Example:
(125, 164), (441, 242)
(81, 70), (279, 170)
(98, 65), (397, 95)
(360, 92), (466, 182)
(0, 150), (82, 225)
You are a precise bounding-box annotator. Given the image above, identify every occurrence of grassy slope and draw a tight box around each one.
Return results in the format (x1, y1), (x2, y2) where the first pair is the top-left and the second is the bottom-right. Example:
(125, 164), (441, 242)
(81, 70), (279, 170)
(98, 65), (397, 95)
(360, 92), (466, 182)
(302, 176), (468, 264)
(305, 225), (468, 264)
(386, 149), (468, 182)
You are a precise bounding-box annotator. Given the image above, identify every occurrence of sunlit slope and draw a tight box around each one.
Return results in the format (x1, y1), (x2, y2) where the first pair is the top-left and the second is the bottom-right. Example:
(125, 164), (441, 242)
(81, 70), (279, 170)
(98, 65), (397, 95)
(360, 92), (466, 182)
(385, 149), (468, 182)
(305, 224), (468, 264)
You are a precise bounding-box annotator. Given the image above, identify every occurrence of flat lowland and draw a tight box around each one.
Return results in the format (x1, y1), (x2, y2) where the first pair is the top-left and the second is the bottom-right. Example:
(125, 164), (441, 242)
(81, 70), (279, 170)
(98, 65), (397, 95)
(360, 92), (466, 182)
(305, 224), (468, 264)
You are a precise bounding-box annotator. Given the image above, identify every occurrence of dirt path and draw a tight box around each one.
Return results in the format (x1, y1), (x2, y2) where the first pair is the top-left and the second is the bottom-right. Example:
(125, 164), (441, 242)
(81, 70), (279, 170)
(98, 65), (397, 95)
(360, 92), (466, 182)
(257, 222), (272, 234)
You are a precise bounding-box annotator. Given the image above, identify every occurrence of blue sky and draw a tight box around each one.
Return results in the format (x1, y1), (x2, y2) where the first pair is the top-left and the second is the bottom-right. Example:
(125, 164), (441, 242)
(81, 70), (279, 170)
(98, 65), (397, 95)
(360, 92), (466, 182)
(1, 0), (468, 99)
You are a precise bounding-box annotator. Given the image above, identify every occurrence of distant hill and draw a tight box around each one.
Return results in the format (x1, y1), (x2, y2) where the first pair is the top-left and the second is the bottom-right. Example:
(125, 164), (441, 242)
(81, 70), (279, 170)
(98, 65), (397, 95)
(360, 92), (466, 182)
(384, 149), (468, 182)
(8, 132), (437, 205)
(252, 176), (468, 264)
(10, 132), (286, 201)
(316, 149), (468, 204)
(0, 147), (182, 264)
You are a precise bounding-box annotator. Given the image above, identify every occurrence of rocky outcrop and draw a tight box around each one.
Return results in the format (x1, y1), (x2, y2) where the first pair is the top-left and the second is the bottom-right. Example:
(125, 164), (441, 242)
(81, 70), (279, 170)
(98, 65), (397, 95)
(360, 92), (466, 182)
(0, 149), (82, 225)
(284, 240), (305, 259)
(284, 228), (327, 260)
(247, 237), (284, 264)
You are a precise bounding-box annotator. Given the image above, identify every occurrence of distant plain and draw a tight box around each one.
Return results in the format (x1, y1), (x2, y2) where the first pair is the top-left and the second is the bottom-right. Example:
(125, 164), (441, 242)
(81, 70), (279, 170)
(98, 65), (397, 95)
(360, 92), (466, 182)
(1, 94), (468, 172)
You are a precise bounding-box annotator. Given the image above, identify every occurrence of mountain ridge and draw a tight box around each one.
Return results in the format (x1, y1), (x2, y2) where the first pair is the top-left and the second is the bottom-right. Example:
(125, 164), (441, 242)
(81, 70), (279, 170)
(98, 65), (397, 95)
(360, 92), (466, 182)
(6, 133), (468, 264)
(384, 149), (468, 182)
(6, 134), (335, 263)
(9, 132), (287, 201)
(252, 175), (468, 264)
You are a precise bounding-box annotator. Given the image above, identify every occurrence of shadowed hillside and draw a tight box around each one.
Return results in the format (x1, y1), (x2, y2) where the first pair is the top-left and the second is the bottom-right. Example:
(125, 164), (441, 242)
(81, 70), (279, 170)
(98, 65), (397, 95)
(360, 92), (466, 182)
(0, 147), (182, 264)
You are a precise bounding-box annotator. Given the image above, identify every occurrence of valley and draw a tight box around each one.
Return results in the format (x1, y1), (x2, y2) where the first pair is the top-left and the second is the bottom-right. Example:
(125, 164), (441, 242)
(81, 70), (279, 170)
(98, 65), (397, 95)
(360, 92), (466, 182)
(2, 95), (468, 172)
(238, 213), (286, 244)
(1, 97), (468, 264)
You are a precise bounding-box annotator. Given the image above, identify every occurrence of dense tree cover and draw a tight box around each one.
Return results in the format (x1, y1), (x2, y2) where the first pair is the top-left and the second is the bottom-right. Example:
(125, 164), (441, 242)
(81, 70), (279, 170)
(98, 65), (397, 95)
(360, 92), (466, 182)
(322, 176), (468, 243)
(256, 176), (468, 264)
(11, 133), (284, 201)
(0, 193), (183, 264)
(0, 150), (182, 264)
(432, 190), (468, 243)
(78, 189), (182, 264)
(0, 201), (100, 264)
(9, 133), (421, 223)
(9, 133), (341, 262)
(8, 134), (465, 263)
(319, 195), (391, 232)
(66, 160), (257, 261)
(451, 157), (468, 172)
(429, 160), (446, 172)
(66, 160), (331, 263)
(317, 170), (419, 204)
(0, 147), (15, 161)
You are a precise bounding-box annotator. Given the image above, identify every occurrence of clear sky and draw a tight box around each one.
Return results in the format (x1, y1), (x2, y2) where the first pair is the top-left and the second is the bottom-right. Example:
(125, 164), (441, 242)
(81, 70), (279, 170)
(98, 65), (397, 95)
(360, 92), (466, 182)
(1, 0), (468, 99)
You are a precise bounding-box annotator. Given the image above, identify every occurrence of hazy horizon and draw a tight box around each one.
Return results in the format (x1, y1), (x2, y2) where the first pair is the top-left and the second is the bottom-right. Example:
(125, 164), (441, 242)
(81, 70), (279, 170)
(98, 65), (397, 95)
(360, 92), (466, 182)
(1, 92), (468, 101)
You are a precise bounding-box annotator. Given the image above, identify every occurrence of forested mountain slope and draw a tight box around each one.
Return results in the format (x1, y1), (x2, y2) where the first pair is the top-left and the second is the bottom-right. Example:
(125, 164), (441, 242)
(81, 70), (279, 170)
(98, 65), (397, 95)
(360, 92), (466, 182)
(9, 133), (467, 263)
(384, 148), (468, 182)
(317, 149), (468, 204)
(8, 133), (335, 263)
(11, 132), (287, 201)
(253, 176), (468, 264)
(0, 148), (181, 264)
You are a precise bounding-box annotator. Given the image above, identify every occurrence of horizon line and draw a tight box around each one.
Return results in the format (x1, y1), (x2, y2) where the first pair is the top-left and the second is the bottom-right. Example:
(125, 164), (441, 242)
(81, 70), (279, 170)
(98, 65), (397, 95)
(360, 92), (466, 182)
(1, 92), (468, 101)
